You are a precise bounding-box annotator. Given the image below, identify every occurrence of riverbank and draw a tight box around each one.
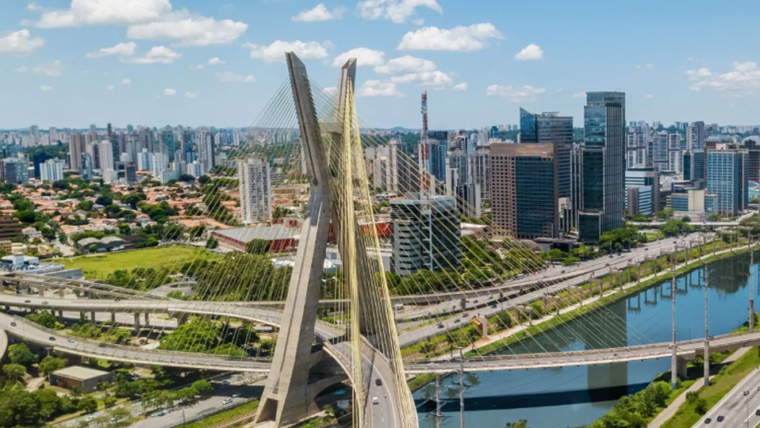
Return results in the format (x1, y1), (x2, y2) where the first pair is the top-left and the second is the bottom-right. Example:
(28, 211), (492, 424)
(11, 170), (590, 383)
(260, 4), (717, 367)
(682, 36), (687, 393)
(406, 239), (754, 392)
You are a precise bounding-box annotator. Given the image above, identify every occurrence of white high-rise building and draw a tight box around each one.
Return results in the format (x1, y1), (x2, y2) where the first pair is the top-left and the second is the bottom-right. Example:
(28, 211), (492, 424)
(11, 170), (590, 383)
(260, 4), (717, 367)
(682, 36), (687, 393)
(238, 157), (271, 224)
(30, 125), (39, 144)
(40, 159), (65, 182)
(149, 152), (169, 177)
(186, 161), (203, 178)
(98, 140), (114, 172)
(137, 149), (151, 171)
(364, 139), (399, 193)
(49, 127), (57, 144)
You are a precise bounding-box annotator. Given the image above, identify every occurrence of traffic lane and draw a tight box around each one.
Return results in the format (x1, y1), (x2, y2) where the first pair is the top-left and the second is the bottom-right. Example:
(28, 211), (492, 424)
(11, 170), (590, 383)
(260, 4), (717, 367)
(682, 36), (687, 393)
(716, 376), (760, 427)
(692, 367), (760, 427)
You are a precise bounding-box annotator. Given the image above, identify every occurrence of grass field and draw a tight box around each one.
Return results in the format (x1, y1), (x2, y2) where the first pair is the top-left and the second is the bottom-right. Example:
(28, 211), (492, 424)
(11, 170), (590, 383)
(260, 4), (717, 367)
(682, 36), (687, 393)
(182, 400), (259, 428)
(60, 246), (221, 279)
(662, 347), (760, 428)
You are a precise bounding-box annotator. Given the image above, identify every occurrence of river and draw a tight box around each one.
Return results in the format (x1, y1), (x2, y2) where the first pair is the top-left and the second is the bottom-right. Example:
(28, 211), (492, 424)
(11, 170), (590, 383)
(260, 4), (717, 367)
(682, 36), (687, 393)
(415, 252), (756, 428)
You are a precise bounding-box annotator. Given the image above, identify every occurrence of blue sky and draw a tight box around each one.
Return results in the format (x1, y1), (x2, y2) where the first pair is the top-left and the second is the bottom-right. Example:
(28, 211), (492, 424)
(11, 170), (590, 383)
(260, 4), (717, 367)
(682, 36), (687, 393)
(1, 0), (759, 130)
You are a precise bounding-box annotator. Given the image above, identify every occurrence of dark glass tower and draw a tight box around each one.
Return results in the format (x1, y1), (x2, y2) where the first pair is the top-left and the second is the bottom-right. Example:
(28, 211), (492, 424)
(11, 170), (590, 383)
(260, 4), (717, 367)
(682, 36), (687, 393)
(579, 92), (626, 243)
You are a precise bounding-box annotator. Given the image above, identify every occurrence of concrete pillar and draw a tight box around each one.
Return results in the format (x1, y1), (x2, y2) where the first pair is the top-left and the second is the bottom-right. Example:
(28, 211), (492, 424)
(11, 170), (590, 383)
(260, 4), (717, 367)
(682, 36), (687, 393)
(460, 299), (466, 313)
(57, 310), (63, 319)
(676, 356), (688, 379)
(133, 313), (141, 333)
(90, 311), (96, 322)
(111, 312), (116, 324)
(58, 288), (64, 297)
(73, 289), (81, 298)
(638, 264), (641, 283)
(176, 313), (188, 326)
(4, 306), (9, 312)
(38, 287), (44, 297)
(144, 313), (150, 327)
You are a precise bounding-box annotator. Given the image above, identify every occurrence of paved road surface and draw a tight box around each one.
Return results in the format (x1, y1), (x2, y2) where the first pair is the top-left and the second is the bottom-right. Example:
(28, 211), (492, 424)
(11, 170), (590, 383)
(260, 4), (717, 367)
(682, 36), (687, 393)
(691, 364), (760, 428)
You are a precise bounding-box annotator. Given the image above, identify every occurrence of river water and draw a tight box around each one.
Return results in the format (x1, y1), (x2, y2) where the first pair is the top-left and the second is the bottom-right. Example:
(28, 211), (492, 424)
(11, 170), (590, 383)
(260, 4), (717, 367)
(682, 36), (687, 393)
(415, 253), (757, 428)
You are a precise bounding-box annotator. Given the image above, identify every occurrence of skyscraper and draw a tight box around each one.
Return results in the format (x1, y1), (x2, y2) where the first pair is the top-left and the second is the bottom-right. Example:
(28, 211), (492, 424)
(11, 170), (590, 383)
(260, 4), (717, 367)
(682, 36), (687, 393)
(429, 139), (448, 185)
(29, 125), (39, 145)
(238, 157), (272, 224)
(80, 153), (93, 180)
(687, 121), (706, 151)
(519, 108), (573, 198)
(69, 132), (85, 171)
(40, 159), (65, 182)
(578, 92), (626, 243)
(707, 146), (748, 215)
(3, 158), (29, 185)
(32, 152), (51, 178)
(98, 140), (114, 174)
(491, 142), (560, 239)
(198, 130), (215, 173)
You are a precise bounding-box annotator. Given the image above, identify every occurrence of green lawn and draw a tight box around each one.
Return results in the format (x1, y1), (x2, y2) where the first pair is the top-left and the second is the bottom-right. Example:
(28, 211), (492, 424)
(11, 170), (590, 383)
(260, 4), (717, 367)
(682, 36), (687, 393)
(662, 347), (760, 428)
(60, 246), (221, 279)
(182, 400), (259, 428)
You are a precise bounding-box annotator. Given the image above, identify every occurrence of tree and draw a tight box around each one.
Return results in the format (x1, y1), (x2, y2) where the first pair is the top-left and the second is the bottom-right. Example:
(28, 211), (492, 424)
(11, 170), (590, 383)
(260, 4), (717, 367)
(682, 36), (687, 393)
(77, 395), (98, 414)
(419, 341), (436, 357)
(245, 239), (271, 255)
(198, 175), (211, 185)
(192, 380), (213, 395)
(95, 195), (113, 206)
(179, 174), (196, 182)
(39, 356), (67, 376)
(681, 215), (692, 223)
(70, 385), (85, 400)
(695, 398), (708, 415)
(205, 237), (219, 249)
(661, 219), (693, 237)
(103, 396), (117, 408)
(88, 243), (98, 253)
(3, 363), (27, 383)
(52, 180), (69, 191)
(8, 343), (38, 366)
(504, 421), (530, 428)
(78, 200), (94, 211)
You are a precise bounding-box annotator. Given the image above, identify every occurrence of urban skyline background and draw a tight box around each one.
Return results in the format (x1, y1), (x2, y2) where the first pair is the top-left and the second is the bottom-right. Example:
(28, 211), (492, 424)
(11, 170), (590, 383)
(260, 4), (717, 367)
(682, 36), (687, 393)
(1, 0), (760, 128)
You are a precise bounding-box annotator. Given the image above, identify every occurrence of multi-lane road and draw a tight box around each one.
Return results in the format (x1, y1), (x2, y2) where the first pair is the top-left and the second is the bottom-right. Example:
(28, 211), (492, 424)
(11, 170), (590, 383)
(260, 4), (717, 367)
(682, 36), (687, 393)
(692, 366), (760, 427)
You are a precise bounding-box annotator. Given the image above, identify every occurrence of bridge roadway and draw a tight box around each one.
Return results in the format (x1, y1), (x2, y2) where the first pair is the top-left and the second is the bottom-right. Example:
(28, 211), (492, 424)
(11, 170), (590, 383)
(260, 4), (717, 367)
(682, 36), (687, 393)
(3, 293), (760, 375)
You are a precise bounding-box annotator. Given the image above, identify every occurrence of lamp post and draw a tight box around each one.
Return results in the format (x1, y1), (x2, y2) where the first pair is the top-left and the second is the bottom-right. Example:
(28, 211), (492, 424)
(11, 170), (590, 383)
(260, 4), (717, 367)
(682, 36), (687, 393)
(670, 251), (678, 390)
(704, 268), (712, 386)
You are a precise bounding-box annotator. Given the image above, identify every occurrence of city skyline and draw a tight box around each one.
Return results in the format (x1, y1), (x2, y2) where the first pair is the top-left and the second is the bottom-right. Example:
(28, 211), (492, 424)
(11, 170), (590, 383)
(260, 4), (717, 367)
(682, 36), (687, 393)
(1, 0), (759, 128)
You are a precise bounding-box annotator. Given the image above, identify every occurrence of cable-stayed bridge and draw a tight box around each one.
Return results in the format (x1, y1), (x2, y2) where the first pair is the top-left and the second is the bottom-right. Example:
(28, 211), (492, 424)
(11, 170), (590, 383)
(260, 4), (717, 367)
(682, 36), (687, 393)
(0, 50), (752, 427)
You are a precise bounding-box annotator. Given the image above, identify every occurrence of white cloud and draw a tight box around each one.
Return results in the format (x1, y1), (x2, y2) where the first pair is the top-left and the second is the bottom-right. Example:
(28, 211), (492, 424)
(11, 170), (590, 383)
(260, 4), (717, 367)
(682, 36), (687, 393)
(16, 60), (65, 76)
(185, 91), (199, 98)
(127, 13), (248, 47)
(106, 85), (115, 91)
(686, 62), (760, 95)
(29, 0), (173, 27)
(27, 1), (247, 46)
(390, 70), (453, 88)
(207, 57), (225, 65)
(555, 88), (563, 93)
(572, 92), (585, 98)
(514, 44), (543, 61)
(163, 87), (176, 96)
(374, 55), (436, 74)
(0, 29), (45, 54)
(486, 84), (545, 102)
(121, 78), (131, 85)
(398, 23), (503, 52)
(292, 3), (346, 22)
(244, 40), (329, 63)
(39, 85), (53, 91)
(356, 80), (403, 97)
(635, 63), (654, 70)
(189, 64), (204, 70)
(122, 46), (180, 64)
(332, 47), (385, 67)
(85, 42), (137, 58)
(216, 72), (256, 83)
(645, 94), (654, 98)
(358, 0), (442, 24)
(452, 82), (467, 91)
(323, 86), (337, 95)
(27, 3), (41, 11)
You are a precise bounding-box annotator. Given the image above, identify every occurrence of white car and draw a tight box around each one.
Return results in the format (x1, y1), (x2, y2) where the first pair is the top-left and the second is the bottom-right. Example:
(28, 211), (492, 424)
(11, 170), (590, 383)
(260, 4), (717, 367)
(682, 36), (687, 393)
(372, 397), (380, 405)
(222, 398), (232, 405)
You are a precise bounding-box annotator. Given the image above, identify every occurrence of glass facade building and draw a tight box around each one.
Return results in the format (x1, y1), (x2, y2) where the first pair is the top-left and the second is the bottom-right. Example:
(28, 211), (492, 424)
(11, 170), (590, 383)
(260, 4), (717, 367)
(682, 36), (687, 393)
(579, 92), (626, 243)
(519, 108), (573, 198)
(706, 148), (748, 215)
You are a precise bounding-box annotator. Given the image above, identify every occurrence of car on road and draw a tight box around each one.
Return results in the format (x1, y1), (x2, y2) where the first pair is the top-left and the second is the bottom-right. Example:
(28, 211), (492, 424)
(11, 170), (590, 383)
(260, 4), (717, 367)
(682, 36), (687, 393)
(232, 393), (240, 398)
(221, 380), (230, 385)
(756, 409), (760, 416)
(375, 379), (382, 386)
(454, 319), (461, 323)
(428, 362), (437, 368)
(24, 300), (30, 303)
(716, 415), (724, 422)
(68, 338), (75, 343)
(372, 397), (379, 405)
(744, 390), (750, 396)
(48, 336), (55, 341)
(222, 398), (232, 405)
(704, 417), (711, 423)
(10, 322), (16, 327)
(436, 323), (444, 329)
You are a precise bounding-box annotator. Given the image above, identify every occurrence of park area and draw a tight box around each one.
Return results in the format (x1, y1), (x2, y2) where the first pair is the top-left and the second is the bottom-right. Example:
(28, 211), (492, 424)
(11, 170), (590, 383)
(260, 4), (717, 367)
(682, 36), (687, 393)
(59, 246), (221, 280)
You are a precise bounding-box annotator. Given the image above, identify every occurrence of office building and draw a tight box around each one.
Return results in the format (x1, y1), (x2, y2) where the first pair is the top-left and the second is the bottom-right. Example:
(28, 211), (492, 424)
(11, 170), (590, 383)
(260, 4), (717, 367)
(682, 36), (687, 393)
(32, 152), (51, 178)
(743, 139), (760, 183)
(683, 150), (705, 183)
(3, 158), (29, 185)
(491, 142), (560, 239)
(390, 194), (461, 276)
(365, 140), (399, 193)
(626, 186), (653, 216)
(0, 216), (22, 240)
(429, 139), (448, 185)
(160, 126), (176, 160)
(198, 130), (215, 173)
(578, 92), (626, 243)
(687, 121), (706, 151)
(625, 168), (659, 215)
(668, 189), (717, 214)
(29, 125), (39, 144)
(149, 152), (169, 177)
(519, 108), (573, 198)
(125, 165), (137, 184)
(707, 146), (748, 215)
(40, 159), (64, 182)
(186, 161), (203, 178)
(238, 157), (272, 224)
